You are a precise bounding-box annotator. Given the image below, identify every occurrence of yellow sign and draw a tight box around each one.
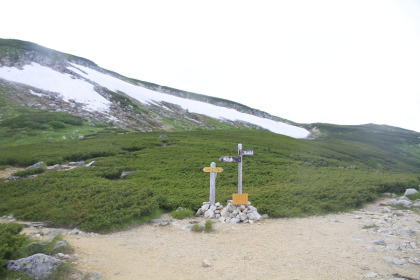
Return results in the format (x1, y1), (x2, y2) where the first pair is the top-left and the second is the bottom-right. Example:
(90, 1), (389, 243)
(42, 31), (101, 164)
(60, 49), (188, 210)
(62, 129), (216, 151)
(203, 167), (223, 173)
(214, 167), (223, 173)
(233, 193), (248, 205)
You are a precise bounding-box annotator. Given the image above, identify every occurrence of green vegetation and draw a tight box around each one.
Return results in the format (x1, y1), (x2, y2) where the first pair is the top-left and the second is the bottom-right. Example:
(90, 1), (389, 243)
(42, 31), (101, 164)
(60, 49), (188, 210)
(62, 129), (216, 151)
(0, 112), (83, 129)
(191, 220), (213, 232)
(0, 223), (73, 279)
(0, 38), (97, 67)
(0, 118), (419, 233)
(0, 106), (109, 149)
(171, 208), (195, 219)
(12, 165), (46, 177)
(362, 224), (378, 229)
(407, 192), (420, 200)
(205, 220), (213, 232)
(0, 224), (26, 271)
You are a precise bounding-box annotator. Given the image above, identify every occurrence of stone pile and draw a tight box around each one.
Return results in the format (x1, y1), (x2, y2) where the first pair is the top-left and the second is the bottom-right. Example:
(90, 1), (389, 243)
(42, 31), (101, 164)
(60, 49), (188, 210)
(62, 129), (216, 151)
(196, 200), (264, 224)
(195, 202), (224, 219)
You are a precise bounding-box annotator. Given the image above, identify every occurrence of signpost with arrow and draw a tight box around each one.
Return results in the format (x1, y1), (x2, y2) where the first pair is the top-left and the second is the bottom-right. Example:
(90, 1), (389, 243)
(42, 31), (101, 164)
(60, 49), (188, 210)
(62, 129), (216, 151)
(203, 162), (223, 205)
(219, 143), (254, 194)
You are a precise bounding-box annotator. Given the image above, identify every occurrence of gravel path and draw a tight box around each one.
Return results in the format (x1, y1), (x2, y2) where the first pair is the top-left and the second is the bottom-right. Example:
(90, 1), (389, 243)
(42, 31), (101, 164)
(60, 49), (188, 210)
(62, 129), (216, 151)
(59, 198), (420, 279)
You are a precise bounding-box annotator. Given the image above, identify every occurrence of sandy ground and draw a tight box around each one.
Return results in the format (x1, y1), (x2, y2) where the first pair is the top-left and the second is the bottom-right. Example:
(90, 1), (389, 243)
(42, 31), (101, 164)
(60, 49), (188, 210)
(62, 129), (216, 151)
(61, 198), (420, 280)
(0, 167), (24, 179)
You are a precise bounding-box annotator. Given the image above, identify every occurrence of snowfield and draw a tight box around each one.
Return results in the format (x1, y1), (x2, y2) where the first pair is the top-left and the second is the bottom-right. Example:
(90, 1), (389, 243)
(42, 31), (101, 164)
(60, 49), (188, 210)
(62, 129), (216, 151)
(0, 63), (110, 112)
(0, 62), (309, 138)
(69, 64), (310, 138)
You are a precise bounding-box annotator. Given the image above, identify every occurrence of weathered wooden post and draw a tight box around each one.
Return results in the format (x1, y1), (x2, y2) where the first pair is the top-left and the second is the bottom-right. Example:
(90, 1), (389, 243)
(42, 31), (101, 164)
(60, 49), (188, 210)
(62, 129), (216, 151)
(238, 143), (243, 194)
(203, 162), (223, 205)
(219, 143), (254, 194)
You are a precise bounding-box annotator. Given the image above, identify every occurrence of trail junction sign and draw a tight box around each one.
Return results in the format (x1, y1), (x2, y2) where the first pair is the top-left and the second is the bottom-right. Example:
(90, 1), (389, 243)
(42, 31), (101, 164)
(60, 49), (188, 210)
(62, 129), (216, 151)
(219, 143), (254, 194)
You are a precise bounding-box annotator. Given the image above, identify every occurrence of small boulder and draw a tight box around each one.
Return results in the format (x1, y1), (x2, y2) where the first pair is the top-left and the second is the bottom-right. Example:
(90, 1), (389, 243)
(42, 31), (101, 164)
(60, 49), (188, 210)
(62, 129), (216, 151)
(68, 228), (84, 235)
(202, 259), (211, 267)
(383, 256), (405, 266)
(201, 204), (210, 212)
(373, 239), (387, 246)
(26, 162), (44, 170)
(86, 161), (95, 167)
(47, 164), (61, 170)
(6, 253), (63, 280)
(386, 245), (400, 251)
(365, 272), (378, 278)
(404, 188), (418, 196)
(86, 271), (104, 280)
(53, 240), (69, 251)
(230, 218), (240, 224)
(149, 219), (169, 226)
(204, 209), (215, 219)
(239, 213), (248, 221)
(247, 212), (262, 221)
(388, 199), (412, 207)
(227, 203), (236, 212)
(397, 227), (413, 236)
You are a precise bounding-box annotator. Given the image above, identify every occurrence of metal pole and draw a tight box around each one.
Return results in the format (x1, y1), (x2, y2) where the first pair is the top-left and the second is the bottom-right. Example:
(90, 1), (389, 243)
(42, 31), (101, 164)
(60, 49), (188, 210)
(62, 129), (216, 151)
(238, 144), (242, 194)
(209, 162), (216, 205)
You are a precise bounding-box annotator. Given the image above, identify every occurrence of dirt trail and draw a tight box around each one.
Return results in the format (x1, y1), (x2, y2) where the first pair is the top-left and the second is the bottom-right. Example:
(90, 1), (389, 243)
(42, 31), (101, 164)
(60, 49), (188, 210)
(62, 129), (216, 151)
(0, 167), (24, 179)
(59, 199), (419, 279)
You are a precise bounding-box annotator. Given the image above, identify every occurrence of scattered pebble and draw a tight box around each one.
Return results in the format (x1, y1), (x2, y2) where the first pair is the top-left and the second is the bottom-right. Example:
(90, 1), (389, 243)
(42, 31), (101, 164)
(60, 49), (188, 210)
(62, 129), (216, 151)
(202, 259), (211, 267)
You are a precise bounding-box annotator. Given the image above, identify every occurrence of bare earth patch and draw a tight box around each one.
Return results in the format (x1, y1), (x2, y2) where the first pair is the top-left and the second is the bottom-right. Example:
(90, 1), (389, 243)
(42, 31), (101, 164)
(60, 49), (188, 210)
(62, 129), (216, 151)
(58, 198), (420, 280)
(0, 167), (24, 179)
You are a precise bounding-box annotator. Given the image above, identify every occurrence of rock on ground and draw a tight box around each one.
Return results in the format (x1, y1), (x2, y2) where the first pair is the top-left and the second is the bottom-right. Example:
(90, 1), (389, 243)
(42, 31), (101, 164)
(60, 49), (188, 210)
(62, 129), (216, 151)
(404, 188), (418, 196)
(6, 253), (63, 280)
(53, 240), (69, 250)
(202, 259), (211, 267)
(26, 161), (44, 170)
(383, 257), (405, 266)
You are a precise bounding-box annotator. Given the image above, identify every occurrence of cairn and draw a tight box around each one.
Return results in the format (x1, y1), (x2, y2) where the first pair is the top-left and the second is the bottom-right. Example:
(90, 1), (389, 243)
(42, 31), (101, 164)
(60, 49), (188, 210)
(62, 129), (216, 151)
(196, 200), (263, 224)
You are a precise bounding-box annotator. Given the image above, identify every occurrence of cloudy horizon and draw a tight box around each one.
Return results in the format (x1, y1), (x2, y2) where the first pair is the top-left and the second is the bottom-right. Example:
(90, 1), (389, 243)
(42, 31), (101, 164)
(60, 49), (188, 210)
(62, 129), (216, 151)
(1, 0), (419, 132)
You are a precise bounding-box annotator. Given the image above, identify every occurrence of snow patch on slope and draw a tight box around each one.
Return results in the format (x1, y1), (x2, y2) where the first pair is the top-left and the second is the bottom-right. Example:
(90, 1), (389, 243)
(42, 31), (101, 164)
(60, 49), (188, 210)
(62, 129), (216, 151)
(0, 63), (110, 112)
(68, 63), (310, 138)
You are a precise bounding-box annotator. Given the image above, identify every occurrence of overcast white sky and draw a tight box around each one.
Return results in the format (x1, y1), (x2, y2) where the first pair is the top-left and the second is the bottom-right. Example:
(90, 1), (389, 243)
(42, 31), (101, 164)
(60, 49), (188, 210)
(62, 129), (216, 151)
(1, 0), (420, 132)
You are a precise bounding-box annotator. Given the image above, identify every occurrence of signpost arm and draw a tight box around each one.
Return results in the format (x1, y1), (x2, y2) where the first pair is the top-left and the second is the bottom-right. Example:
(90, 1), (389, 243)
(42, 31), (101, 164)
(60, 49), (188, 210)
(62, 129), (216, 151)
(209, 162), (216, 205)
(238, 144), (242, 194)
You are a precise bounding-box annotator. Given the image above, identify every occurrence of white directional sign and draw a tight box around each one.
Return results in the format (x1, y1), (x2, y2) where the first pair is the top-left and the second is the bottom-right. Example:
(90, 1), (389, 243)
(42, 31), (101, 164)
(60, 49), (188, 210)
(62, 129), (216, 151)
(219, 156), (241, 163)
(241, 150), (255, 156)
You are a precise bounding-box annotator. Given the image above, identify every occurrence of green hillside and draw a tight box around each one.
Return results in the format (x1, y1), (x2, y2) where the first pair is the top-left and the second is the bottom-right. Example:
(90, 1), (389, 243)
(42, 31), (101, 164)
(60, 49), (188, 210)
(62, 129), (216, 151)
(1, 116), (419, 232)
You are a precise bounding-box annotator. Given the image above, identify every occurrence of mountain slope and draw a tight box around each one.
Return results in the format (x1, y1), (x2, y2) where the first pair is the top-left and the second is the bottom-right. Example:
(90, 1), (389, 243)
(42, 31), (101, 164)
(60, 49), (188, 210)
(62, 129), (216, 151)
(0, 39), (309, 138)
(1, 39), (420, 235)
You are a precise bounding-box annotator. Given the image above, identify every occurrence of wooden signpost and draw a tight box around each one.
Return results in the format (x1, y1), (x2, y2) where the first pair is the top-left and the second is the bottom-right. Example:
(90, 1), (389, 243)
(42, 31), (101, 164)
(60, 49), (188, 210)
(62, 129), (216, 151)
(219, 143), (254, 194)
(203, 162), (223, 205)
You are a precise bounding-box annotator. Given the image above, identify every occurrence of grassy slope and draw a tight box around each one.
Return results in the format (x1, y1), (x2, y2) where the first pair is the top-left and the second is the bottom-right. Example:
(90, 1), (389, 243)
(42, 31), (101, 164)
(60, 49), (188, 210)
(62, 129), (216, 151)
(0, 117), (419, 232)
